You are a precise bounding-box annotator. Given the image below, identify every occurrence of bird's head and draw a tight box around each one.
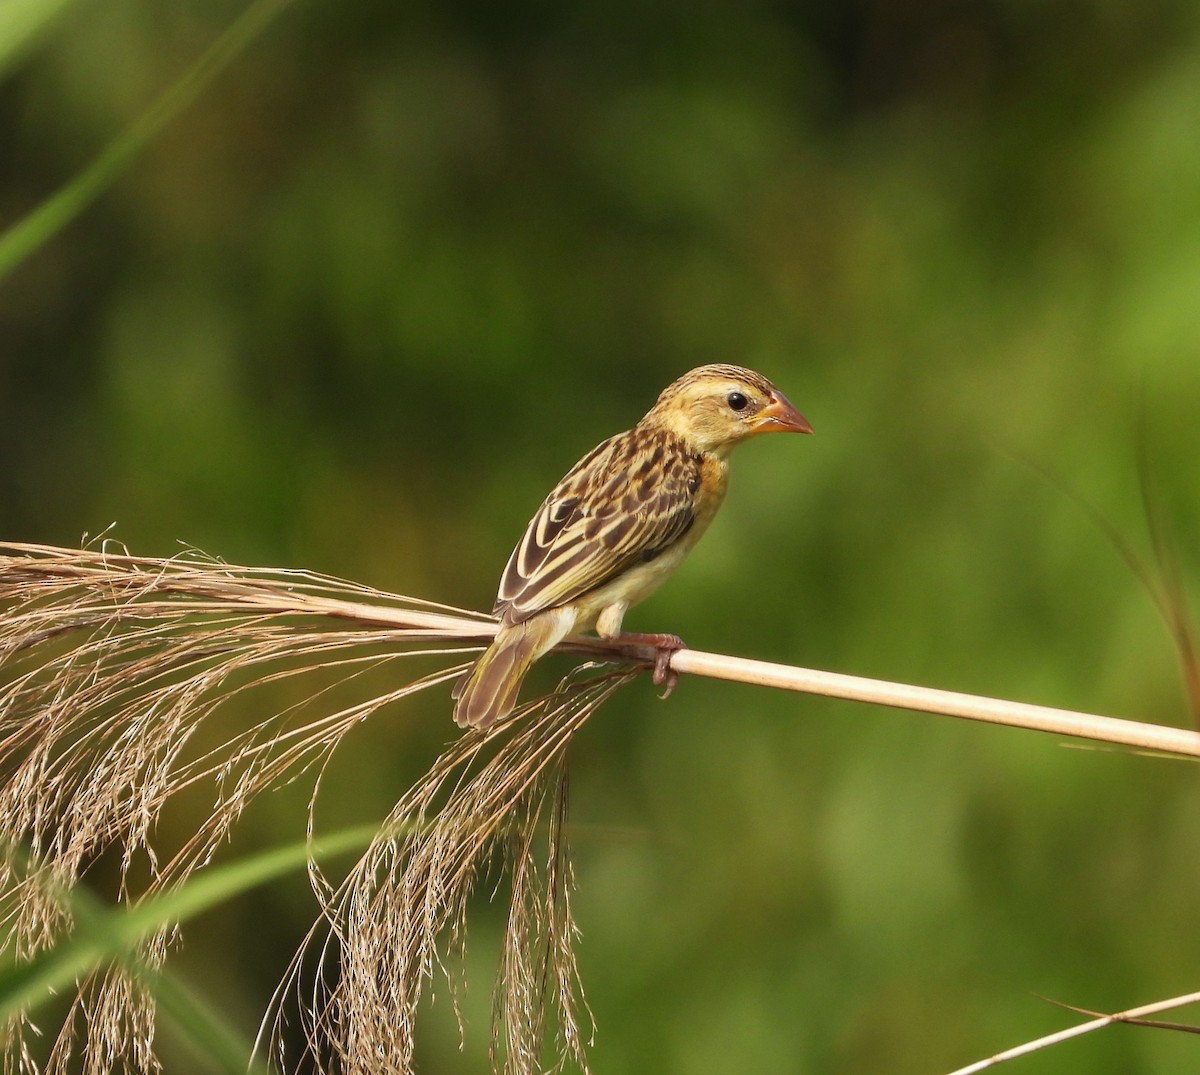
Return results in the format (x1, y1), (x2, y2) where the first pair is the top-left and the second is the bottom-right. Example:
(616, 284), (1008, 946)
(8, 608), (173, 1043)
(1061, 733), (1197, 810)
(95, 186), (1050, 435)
(643, 364), (813, 455)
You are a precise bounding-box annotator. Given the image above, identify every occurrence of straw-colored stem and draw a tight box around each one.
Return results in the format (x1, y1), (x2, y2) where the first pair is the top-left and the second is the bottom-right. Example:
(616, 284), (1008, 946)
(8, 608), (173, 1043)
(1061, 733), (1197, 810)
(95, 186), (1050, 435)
(560, 630), (1200, 758)
(4, 541), (1197, 758)
(945, 990), (1200, 1074)
(662, 648), (1200, 758)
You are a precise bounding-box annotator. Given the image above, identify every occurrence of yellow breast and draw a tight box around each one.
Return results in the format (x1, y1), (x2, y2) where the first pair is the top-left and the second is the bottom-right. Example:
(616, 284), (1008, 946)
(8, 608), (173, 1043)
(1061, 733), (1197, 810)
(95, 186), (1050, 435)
(574, 454), (728, 629)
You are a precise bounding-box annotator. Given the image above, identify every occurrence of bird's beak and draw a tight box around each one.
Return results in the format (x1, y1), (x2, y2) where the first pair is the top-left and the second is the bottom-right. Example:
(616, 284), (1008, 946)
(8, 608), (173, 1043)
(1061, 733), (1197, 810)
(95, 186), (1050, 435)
(752, 391), (813, 435)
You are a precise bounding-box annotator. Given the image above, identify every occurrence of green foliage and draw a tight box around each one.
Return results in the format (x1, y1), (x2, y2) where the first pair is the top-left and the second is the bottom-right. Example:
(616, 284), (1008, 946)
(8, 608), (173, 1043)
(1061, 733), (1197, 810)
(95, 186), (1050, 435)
(2, 0), (1200, 1071)
(0, 0), (294, 280)
(0, 828), (375, 1072)
(0, 0), (82, 78)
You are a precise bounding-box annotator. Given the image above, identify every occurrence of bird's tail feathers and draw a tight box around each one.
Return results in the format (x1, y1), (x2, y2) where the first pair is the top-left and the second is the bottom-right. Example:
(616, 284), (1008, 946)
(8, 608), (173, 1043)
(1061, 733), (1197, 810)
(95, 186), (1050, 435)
(452, 610), (573, 729)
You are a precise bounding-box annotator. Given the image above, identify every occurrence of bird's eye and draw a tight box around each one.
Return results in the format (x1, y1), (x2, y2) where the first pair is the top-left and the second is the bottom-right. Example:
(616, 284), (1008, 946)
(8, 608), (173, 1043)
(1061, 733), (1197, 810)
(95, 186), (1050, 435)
(726, 391), (749, 412)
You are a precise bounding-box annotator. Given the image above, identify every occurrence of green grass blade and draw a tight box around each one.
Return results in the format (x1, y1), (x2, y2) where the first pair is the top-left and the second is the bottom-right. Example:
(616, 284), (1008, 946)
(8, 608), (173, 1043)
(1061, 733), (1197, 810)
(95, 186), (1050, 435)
(0, 0), (296, 281)
(128, 963), (276, 1075)
(0, 822), (379, 1019)
(0, 0), (84, 77)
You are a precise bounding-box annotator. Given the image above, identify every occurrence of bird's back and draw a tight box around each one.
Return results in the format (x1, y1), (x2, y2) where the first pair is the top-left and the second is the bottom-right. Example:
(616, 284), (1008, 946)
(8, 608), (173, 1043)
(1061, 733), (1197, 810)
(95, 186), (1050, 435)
(494, 425), (707, 625)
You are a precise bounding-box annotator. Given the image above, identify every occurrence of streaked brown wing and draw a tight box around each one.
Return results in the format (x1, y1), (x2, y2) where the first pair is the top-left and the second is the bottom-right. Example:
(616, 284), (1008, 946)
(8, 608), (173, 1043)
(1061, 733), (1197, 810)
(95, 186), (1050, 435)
(495, 428), (700, 623)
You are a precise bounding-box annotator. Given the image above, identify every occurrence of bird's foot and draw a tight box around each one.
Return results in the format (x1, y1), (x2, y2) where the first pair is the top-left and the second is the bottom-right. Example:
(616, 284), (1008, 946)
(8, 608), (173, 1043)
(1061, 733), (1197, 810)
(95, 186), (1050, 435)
(610, 632), (686, 697)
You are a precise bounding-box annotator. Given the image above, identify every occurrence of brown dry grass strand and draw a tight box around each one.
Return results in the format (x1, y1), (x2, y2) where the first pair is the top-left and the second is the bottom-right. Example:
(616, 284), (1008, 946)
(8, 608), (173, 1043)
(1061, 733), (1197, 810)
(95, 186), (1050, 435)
(0, 541), (500, 1074)
(1135, 432), (1200, 727)
(6, 539), (1197, 1075)
(1009, 444), (1200, 728)
(946, 990), (1200, 1073)
(269, 664), (631, 1075)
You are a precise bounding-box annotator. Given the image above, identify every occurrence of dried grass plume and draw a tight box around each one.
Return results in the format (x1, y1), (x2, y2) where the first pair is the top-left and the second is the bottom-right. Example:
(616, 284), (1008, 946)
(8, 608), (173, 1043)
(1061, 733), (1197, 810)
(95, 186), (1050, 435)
(0, 540), (617, 1074)
(3, 535), (1198, 1074)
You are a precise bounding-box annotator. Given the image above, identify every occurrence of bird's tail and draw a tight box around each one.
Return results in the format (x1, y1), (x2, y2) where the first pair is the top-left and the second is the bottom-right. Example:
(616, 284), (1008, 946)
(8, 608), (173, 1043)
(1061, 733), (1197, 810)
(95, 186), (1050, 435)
(452, 610), (573, 729)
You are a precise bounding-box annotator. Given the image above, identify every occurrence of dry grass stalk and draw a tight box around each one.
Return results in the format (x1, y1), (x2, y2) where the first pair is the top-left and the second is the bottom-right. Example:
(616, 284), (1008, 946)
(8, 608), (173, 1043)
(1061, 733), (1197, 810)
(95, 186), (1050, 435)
(3, 539), (1197, 1074)
(667, 650), (1200, 757)
(269, 665), (631, 1075)
(946, 989), (1200, 1073)
(0, 541), (497, 1072)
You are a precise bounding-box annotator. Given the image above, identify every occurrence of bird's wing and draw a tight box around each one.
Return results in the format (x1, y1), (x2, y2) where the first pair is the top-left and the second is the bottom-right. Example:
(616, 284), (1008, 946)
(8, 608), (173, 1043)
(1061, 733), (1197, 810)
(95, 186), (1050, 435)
(495, 428), (701, 622)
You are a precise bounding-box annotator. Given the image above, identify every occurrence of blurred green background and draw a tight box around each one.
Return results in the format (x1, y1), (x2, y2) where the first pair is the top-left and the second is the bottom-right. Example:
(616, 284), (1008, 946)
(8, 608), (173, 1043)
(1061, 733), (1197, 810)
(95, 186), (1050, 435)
(3, 0), (1200, 1071)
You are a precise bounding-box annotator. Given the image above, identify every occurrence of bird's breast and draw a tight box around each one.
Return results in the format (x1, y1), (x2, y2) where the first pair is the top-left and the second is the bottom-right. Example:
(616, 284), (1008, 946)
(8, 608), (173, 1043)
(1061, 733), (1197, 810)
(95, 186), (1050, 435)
(571, 453), (728, 627)
(691, 454), (729, 531)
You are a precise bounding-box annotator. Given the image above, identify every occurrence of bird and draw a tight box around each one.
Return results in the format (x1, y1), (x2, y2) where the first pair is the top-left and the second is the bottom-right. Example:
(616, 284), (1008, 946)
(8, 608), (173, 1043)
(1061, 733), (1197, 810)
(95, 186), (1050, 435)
(452, 364), (813, 729)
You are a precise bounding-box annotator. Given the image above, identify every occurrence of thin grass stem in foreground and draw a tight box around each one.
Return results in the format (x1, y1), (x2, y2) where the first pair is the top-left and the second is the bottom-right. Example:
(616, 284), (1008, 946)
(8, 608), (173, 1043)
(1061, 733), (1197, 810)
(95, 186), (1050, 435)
(662, 649), (1200, 757)
(6, 540), (1196, 759)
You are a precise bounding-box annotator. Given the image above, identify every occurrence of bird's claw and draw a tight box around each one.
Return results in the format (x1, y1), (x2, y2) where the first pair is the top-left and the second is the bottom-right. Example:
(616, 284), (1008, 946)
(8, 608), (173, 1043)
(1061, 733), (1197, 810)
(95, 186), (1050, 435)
(654, 658), (679, 698)
(611, 632), (685, 698)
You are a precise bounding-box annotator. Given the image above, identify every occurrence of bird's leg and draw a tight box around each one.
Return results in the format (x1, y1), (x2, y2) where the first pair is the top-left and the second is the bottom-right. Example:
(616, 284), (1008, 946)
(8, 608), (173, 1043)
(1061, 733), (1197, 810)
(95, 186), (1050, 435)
(609, 632), (686, 697)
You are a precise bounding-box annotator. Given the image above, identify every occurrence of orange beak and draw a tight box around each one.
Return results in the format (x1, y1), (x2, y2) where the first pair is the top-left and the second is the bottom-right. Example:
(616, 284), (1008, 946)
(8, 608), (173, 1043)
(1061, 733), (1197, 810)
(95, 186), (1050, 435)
(752, 391), (813, 435)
